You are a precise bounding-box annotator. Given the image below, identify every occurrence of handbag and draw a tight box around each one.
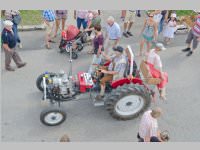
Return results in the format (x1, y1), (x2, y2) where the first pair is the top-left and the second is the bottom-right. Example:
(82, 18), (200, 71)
(13, 15), (22, 25)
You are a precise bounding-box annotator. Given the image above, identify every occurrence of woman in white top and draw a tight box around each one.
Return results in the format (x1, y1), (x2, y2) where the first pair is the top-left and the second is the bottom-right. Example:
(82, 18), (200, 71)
(145, 43), (168, 100)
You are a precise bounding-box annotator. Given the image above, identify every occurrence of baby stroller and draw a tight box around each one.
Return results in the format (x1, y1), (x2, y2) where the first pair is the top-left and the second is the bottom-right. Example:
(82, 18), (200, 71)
(59, 25), (88, 59)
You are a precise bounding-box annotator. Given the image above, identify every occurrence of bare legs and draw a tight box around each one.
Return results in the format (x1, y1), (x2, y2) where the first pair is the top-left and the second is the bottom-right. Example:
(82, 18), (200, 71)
(54, 18), (66, 37)
(139, 39), (151, 56)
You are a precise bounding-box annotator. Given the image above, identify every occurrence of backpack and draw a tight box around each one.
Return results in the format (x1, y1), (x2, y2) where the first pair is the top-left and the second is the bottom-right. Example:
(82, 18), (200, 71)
(12, 15), (22, 25)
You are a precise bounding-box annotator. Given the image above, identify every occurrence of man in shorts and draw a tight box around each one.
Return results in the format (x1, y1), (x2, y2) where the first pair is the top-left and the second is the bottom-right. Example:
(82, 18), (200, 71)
(121, 10), (136, 38)
(42, 10), (56, 49)
(182, 13), (200, 56)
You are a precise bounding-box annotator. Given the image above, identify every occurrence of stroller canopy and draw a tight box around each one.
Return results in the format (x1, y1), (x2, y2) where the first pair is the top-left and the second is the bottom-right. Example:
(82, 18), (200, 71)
(62, 25), (80, 41)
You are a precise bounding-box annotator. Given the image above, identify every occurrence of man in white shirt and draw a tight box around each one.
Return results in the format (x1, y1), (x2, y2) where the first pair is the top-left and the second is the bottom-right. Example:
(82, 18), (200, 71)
(104, 16), (121, 55)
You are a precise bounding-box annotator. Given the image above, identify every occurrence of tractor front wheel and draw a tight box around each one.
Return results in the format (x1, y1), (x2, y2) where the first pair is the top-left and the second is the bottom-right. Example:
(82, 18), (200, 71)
(40, 108), (66, 126)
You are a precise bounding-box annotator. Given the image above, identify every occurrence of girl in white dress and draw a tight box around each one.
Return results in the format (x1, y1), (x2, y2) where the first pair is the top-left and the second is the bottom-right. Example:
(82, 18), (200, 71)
(163, 13), (177, 45)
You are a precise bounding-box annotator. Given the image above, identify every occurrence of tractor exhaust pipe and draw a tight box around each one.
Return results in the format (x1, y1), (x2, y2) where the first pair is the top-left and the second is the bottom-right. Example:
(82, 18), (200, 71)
(43, 77), (47, 100)
(127, 45), (134, 76)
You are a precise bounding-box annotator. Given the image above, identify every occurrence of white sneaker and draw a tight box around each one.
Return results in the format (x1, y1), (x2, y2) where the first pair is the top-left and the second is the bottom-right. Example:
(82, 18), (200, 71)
(18, 43), (23, 49)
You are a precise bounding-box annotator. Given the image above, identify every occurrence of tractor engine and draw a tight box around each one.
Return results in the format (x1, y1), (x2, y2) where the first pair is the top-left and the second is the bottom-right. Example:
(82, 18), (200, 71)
(46, 71), (76, 99)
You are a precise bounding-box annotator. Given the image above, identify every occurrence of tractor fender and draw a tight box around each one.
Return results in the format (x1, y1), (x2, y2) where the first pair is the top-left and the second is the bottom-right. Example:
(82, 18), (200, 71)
(111, 77), (143, 89)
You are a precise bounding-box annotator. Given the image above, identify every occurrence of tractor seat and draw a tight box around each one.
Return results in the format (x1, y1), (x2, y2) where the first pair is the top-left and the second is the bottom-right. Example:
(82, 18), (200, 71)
(140, 60), (161, 85)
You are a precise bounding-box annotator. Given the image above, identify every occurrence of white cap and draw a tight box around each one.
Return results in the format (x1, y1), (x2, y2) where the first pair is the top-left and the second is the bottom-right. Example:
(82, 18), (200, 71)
(155, 43), (166, 51)
(4, 20), (13, 26)
(171, 13), (177, 18)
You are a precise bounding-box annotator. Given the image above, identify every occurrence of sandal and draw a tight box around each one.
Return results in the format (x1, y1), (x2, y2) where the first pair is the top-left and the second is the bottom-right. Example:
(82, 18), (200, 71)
(45, 44), (51, 50)
(48, 40), (56, 43)
(87, 50), (94, 54)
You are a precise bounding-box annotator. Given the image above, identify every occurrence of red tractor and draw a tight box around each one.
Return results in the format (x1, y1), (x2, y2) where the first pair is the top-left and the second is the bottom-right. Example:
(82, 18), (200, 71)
(36, 46), (154, 126)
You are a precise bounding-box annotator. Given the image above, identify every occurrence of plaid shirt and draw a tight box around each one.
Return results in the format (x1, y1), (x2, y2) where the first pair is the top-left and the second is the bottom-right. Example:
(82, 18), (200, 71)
(42, 10), (55, 22)
(108, 54), (127, 75)
(139, 110), (158, 140)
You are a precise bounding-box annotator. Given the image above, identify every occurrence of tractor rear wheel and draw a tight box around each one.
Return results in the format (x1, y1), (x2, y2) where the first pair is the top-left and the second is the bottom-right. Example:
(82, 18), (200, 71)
(105, 83), (151, 120)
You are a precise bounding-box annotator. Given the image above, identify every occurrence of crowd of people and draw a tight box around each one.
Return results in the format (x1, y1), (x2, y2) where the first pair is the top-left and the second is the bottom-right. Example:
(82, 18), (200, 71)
(1, 10), (200, 142)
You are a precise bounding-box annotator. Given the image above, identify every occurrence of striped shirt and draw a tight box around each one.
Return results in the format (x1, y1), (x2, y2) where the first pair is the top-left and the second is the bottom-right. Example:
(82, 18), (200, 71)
(106, 22), (121, 40)
(192, 15), (200, 37)
(139, 110), (158, 140)
(42, 10), (56, 22)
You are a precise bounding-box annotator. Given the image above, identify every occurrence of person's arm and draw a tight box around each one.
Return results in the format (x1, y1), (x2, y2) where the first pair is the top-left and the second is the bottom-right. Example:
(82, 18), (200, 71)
(153, 22), (158, 40)
(165, 10), (169, 22)
(2, 34), (12, 52)
(140, 19), (147, 35)
(101, 69), (118, 75)
(103, 62), (126, 75)
(101, 52), (111, 61)
(3, 44), (12, 52)
(85, 27), (94, 32)
(174, 21), (177, 27)
(11, 10), (19, 15)
(156, 57), (165, 80)
(97, 45), (103, 57)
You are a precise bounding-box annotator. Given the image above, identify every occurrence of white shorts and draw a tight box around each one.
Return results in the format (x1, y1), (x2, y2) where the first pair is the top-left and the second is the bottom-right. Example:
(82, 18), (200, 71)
(124, 11), (136, 23)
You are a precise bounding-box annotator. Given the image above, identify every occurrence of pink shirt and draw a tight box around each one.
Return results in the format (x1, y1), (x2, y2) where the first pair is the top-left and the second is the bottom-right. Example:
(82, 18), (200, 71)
(76, 10), (88, 19)
(139, 110), (158, 140)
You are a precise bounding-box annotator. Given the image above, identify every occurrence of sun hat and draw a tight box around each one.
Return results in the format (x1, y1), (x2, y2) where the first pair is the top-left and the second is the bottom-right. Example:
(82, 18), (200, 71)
(171, 13), (177, 18)
(3, 20), (13, 26)
(155, 43), (166, 51)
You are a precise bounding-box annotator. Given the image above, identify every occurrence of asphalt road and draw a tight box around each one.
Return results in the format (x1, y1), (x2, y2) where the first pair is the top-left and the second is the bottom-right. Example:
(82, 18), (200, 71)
(1, 10), (200, 142)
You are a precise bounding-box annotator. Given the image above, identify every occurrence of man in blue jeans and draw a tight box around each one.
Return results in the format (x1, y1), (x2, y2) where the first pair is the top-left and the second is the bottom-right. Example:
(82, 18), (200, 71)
(74, 10), (88, 30)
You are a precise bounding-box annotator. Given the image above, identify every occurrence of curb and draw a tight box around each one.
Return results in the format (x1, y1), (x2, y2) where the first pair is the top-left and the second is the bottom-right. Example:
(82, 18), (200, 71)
(18, 24), (46, 31)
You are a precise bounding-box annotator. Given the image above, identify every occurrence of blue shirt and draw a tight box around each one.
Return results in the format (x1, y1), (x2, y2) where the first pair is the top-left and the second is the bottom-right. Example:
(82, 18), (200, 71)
(42, 10), (55, 22)
(106, 22), (121, 40)
(1, 28), (16, 49)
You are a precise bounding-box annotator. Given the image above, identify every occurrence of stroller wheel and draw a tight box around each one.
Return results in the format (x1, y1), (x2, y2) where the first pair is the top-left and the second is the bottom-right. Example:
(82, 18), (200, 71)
(72, 52), (78, 59)
(59, 48), (65, 53)
(77, 44), (84, 51)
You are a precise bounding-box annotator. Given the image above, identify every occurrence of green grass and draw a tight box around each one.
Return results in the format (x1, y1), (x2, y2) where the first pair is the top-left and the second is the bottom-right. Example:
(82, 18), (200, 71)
(176, 10), (197, 16)
(146, 10), (197, 17)
(1, 10), (43, 25)
(20, 10), (43, 25)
